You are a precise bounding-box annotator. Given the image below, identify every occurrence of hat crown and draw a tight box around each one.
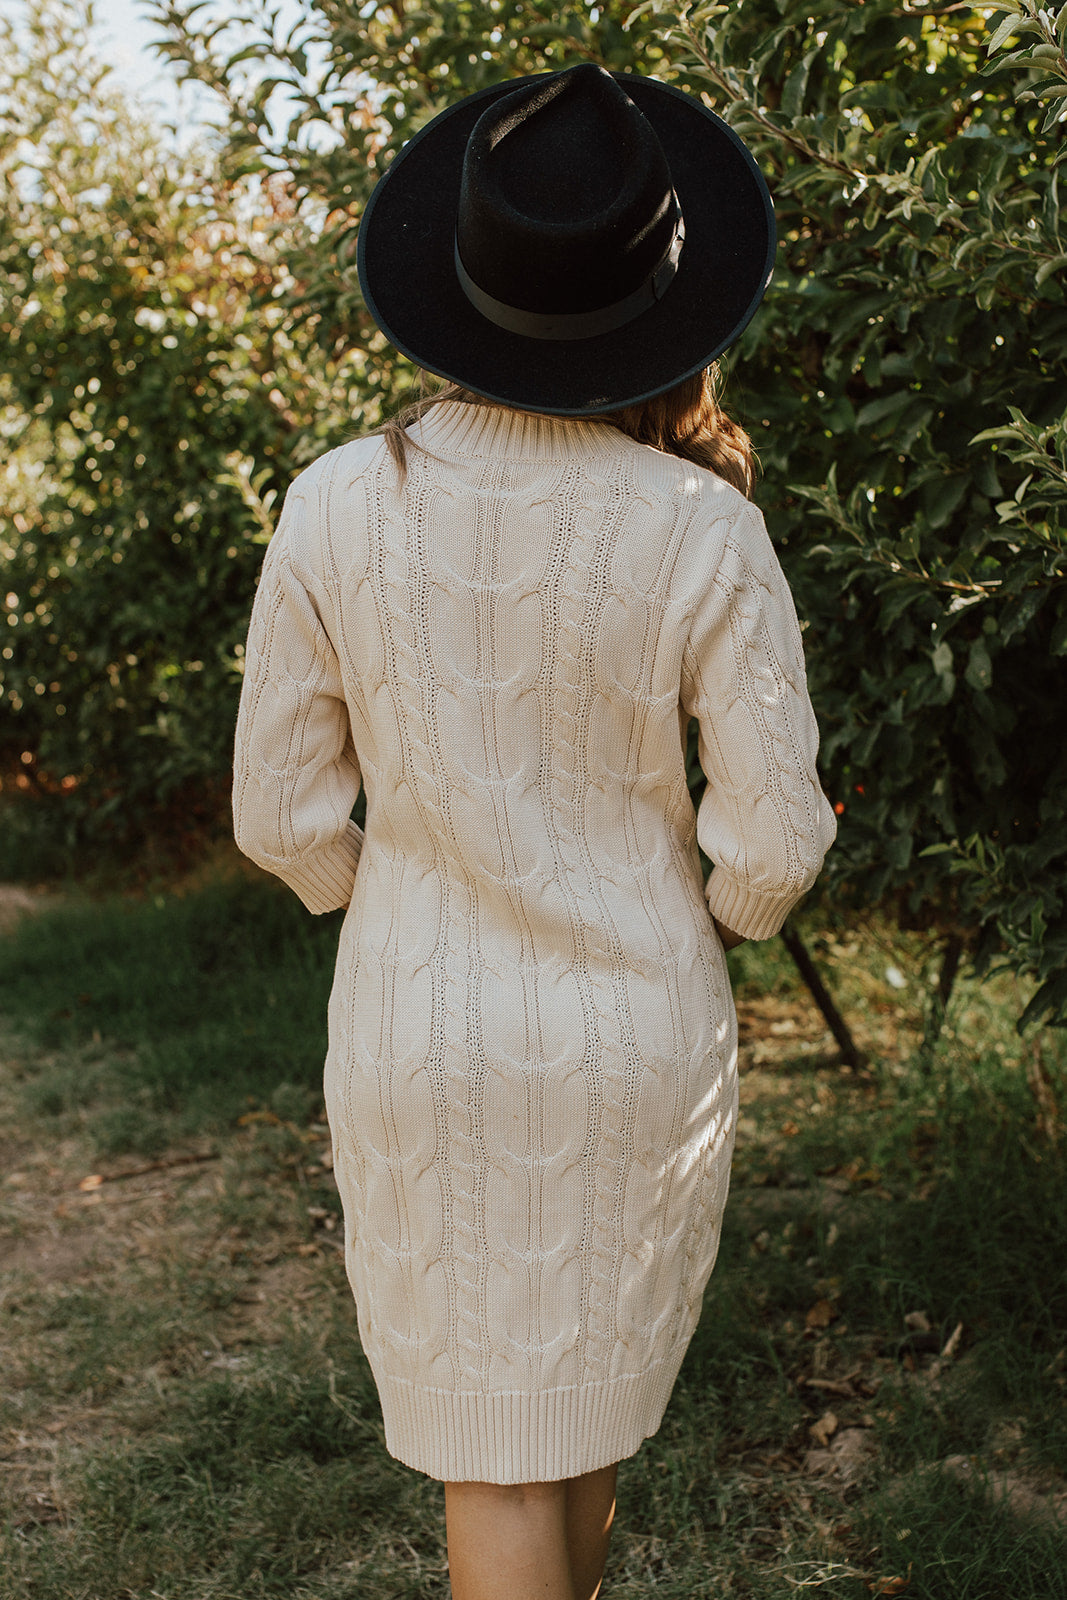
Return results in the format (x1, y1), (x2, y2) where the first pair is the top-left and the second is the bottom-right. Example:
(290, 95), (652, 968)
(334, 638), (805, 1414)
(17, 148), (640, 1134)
(457, 64), (681, 316)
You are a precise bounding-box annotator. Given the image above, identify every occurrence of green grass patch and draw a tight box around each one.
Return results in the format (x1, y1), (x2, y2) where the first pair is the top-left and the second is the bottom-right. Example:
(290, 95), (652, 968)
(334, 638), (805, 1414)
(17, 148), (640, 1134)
(2, 880), (1066, 1597)
(856, 1468), (1067, 1600)
(43, 1366), (433, 1600)
(0, 875), (342, 1152)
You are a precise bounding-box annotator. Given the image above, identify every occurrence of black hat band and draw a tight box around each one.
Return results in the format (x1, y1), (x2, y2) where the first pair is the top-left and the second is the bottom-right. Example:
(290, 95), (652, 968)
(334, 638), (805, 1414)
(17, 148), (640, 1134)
(453, 214), (686, 343)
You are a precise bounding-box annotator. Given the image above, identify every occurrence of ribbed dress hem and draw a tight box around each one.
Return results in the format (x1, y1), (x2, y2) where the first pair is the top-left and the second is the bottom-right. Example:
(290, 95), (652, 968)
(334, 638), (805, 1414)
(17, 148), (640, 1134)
(377, 1355), (684, 1484)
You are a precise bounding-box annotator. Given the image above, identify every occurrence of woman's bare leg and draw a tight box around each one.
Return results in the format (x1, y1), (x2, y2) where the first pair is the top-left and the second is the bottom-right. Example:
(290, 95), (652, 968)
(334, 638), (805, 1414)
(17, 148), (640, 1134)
(565, 1463), (617, 1600)
(444, 1479), (576, 1600)
(444, 1463), (619, 1600)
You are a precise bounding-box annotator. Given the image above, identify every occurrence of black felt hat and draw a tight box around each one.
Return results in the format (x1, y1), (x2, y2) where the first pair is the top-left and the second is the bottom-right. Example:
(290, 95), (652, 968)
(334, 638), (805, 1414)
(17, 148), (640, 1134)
(357, 64), (775, 417)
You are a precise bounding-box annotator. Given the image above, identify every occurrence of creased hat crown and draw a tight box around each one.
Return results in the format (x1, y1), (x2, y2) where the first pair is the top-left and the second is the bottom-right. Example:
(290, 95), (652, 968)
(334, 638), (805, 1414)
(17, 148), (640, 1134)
(456, 64), (682, 317)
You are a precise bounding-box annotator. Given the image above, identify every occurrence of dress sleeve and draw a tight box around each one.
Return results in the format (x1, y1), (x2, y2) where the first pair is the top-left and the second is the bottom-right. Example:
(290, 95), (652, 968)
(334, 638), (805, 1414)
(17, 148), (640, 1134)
(232, 478), (363, 914)
(680, 501), (836, 941)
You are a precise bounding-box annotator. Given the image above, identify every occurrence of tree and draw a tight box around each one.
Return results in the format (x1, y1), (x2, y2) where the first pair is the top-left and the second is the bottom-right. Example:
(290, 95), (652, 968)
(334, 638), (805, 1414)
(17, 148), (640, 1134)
(0, 0), (323, 854)
(1, 0), (665, 856)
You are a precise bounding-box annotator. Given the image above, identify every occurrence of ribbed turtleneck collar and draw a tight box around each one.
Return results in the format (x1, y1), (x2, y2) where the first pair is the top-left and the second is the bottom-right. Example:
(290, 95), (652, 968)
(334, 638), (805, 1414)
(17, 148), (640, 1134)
(409, 400), (626, 462)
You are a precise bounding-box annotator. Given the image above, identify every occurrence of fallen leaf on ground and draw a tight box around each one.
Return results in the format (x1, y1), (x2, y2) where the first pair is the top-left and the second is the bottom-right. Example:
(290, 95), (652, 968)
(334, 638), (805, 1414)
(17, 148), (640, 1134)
(941, 1320), (964, 1359)
(904, 1309), (931, 1333)
(806, 1298), (837, 1329)
(78, 1174), (104, 1191)
(803, 1429), (876, 1485)
(810, 1409), (838, 1446)
(802, 1376), (856, 1396)
(867, 1571), (911, 1596)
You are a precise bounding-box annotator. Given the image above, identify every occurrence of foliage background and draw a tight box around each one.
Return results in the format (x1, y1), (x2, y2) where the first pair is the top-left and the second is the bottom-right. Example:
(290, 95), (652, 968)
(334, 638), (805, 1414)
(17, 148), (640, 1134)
(1, 0), (1065, 1021)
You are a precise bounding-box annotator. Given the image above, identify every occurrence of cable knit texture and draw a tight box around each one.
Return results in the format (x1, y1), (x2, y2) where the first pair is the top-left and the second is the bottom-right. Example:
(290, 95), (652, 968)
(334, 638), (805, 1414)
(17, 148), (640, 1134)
(232, 401), (835, 1483)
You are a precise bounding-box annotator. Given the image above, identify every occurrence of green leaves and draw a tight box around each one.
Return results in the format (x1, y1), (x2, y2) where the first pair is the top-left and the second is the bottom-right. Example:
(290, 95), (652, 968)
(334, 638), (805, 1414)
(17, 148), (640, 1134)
(0, 0), (328, 848)
(1035, 252), (1067, 288)
(985, 8), (1041, 57)
(964, 639), (994, 693)
(980, 0), (1067, 137)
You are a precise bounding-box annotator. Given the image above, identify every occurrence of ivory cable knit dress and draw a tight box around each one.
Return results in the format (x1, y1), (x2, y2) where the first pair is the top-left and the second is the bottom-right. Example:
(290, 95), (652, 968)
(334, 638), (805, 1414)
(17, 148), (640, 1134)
(232, 400), (836, 1484)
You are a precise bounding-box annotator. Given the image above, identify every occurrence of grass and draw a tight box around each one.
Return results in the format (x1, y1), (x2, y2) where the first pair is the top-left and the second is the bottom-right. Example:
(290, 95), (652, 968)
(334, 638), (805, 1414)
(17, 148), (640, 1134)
(0, 873), (341, 1153)
(1, 867), (1066, 1598)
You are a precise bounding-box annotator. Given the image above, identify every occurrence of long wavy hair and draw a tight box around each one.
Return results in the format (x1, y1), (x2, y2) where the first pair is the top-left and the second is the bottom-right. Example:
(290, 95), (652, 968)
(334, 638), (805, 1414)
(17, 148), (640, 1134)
(378, 364), (755, 497)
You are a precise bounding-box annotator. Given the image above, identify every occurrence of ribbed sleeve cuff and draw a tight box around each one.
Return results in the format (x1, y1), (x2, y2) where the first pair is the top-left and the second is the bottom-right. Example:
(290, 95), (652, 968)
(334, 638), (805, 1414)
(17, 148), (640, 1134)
(277, 820), (364, 915)
(705, 869), (805, 943)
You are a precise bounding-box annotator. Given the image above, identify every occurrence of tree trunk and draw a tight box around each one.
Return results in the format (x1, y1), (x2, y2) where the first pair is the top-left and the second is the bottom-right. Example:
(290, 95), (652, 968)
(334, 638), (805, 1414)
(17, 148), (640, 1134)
(779, 923), (864, 1069)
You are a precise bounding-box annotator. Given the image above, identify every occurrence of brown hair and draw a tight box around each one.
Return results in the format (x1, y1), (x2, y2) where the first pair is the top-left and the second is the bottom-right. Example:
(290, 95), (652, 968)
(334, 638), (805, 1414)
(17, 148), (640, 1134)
(605, 365), (754, 496)
(378, 365), (754, 497)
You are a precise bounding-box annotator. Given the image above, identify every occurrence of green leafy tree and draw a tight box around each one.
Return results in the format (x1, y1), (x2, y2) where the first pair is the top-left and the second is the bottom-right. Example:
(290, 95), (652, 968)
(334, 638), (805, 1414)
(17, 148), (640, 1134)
(0, 0), (324, 853)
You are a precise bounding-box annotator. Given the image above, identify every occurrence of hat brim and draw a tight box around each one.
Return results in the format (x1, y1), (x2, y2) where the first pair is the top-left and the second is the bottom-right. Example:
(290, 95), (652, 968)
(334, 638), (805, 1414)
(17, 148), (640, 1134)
(357, 73), (775, 417)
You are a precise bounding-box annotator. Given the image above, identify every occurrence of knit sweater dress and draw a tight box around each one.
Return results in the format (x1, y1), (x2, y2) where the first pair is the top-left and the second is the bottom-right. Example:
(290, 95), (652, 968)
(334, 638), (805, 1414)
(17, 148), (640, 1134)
(232, 400), (836, 1484)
